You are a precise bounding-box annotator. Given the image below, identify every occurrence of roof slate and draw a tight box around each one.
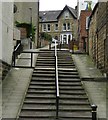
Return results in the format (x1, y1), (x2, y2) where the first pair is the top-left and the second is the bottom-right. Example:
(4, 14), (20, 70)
(39, 5), (77, 22)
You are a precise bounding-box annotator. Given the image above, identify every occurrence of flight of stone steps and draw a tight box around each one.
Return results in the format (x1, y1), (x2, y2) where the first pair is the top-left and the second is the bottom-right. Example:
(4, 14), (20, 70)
(18, 49), (92, 120)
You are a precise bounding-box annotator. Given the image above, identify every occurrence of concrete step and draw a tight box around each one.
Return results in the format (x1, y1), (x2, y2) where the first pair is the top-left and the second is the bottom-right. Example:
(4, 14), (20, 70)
(29, 85), (55, 89)
(36, 61), (55, 63)
(59, 82), (82, 86)
(32, 73), (55, 77)
(36, 63), (55, 66)
(31, 77), (55, 81)
(19, 111), (55, 119)
(59, 74), (80, 78)
(30, 82), (55, 86)
(58, 71), (78, 74)
(24, 99), (55, 104)
(59, 78), (81, 82)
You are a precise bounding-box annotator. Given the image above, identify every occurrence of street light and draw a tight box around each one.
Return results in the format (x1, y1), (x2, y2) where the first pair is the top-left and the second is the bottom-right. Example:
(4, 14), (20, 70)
(29, 7), (32, 49)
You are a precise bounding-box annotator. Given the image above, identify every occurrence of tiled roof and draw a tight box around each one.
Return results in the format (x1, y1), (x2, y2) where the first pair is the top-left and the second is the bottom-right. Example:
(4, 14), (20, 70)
(39, 5), (77, 22)
(39, 10), (61, 22)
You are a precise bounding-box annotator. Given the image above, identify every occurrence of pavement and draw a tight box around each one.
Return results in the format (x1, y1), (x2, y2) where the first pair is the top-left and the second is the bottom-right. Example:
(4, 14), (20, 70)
(72, 54), (107, 120)
(1, 45), (108, 120)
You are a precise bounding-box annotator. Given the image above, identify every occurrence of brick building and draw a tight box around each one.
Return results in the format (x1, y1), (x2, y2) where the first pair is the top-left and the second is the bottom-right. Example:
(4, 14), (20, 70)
(78, 10), (92, 52)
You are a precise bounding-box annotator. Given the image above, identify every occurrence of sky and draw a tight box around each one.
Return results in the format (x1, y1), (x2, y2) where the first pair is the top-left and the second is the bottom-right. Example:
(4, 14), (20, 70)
(39, 0), (77, 11)
(39, 0), (98, 12)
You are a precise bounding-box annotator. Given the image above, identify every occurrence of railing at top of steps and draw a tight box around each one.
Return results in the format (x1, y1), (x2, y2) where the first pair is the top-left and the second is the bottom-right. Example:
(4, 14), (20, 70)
(54, 40), (59, 119)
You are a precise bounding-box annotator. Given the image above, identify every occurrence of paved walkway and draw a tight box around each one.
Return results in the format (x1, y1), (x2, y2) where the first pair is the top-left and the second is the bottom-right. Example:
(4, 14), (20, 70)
(72, 54), (107, 120)
(2, 47), (107, 120)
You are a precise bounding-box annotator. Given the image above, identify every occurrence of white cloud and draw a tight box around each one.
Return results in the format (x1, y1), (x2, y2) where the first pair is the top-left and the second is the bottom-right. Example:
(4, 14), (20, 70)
(39, 0), (77, 11)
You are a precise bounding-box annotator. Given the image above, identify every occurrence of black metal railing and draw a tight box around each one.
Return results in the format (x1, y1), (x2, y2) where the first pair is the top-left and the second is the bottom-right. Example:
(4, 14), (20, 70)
(12, 43), (23, 66)
(54, 40), (59, 119)
(12, 50), (41, 68)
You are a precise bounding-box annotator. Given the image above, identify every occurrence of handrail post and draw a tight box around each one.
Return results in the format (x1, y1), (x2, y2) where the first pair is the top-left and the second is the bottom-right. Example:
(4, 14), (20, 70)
(91, 104), (97, 120)
(31, 52), (33, 68)
(56, 96), (59, 119)
(14, 51), (16, 66)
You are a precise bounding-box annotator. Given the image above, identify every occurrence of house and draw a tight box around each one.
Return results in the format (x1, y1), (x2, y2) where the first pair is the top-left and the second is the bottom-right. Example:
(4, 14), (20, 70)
(39, 5), (78, 48)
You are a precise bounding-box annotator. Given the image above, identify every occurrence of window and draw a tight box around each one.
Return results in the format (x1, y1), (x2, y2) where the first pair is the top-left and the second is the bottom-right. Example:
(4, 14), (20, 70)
(86, 16), (90, 30)
(55, 24), (58, 31)
(63, 23), (71, 31)
(67, 23), (70, 30)
(43, 24), (46, 32)
(42, 24), (51, 32)
(63, 23), (66, 30)
(47, 24), (51, 31)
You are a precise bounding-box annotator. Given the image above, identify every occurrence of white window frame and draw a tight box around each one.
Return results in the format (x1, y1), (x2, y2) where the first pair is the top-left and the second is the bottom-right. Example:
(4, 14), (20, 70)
(86, 16), (89, 30)
(63, 23), (66, 31)
(62, 23), (71, 31)
(42, 24), (47, 32)
(67, 23), (70, 30)
(47, 24), (51, 32)
(55, 23), (58, 31)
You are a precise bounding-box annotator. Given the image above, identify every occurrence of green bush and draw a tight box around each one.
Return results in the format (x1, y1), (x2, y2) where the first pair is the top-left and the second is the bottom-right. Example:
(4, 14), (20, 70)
(40, 32), (52, 42)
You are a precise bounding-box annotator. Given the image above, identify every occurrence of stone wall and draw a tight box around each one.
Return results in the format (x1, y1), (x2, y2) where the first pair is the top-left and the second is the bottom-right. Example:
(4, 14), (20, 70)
(97, 2), (107, 73)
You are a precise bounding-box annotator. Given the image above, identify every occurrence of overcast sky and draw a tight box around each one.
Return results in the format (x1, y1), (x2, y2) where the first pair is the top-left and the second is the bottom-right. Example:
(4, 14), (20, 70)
(39, 0), (98, 11)
(39, 0), (77, 11)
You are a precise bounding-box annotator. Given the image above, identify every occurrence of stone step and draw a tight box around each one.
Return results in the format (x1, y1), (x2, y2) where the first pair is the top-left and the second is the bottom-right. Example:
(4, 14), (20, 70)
(22, 104), (56, 111)
(30, 81), (55, 85)
(31, 77), (55, 81)
(33, 71), (55, 74)
(36, 63), (55, 66)
(27, 90), (55, 94)
(24, 99), (90, 105)
(29, 85), (55, 89)
(59, 74), (80, 78)
(19, 111), (55, 119)
(35, 66), (55, 68)
(36, 61), (55, 64)
(25, 95), (56, 99)
(58, 71), (78, 74)
(24, 99), (55, 104)
(59, 78), (81, 82)
(59, 83), (82, 86)
(32, 73), (55, 77)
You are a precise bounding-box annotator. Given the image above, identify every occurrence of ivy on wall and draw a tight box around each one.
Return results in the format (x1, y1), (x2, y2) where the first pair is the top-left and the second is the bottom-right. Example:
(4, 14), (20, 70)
(15, 21), (36, 42)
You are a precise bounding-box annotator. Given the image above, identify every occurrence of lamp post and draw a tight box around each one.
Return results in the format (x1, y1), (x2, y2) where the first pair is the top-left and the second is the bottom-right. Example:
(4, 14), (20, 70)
(29, 7), (32, 49)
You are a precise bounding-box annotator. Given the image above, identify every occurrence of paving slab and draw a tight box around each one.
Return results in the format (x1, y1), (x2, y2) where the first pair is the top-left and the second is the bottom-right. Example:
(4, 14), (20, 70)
(72, 54), (107, 119)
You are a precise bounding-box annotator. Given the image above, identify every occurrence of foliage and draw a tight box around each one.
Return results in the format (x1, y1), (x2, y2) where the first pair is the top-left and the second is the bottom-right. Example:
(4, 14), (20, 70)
(15, 21), (36, 42)
(40, 32), (52, 42)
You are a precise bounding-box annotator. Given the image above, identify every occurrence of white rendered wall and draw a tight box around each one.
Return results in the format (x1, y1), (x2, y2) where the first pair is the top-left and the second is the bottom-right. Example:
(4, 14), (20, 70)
(1, 2), (14, 64)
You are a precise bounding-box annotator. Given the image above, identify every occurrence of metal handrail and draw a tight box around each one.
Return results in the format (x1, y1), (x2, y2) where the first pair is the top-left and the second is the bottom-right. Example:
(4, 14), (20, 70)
(13, 43), (22, 66)
(54, 40), (59, 119)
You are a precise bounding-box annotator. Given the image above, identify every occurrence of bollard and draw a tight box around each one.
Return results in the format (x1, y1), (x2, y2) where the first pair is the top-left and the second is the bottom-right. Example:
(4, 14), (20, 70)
(91, 104), (97, 120)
